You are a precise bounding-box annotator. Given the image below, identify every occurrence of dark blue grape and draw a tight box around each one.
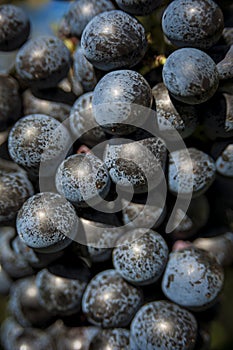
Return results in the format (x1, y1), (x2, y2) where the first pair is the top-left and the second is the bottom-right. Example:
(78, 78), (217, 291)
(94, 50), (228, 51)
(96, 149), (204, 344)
(0, 75), (21, 132)
(104, 137), (166, 194)
(0, 5), (30, 51)
(23, 89), (71, 123)
(59, 0), (115, 38)
(0, 227), (34, 279)
(216, 144), (233, 177)
(168, 148), (216, 197)
(162, 0), (224, 49)
(89, 328), (130, 350)
(152, 82), (198, 139)
(162, 247), (224, 310)
(36, 259), (90, 315)
(115, 0), (164, 16)
(81, 10), (147, 71)
(0, 163), (34, 223)
(113, 229), (168, 285)
(9, 277), (53, 327)
(162, 48), (219, 104)
(130, 301), (197, 350)
(217, 44), (233, 81)
(16, 192), (79, 253)
(55, 153), (110, 207)
(73, 46), (97, 92)
(1, 318), (56, 350)
(69, 92), (107, 147)
(16, 36), (71, 89)
(82, 269), (143, 328)
(92, 70), (153, 135)
(8, 114), (70, 178)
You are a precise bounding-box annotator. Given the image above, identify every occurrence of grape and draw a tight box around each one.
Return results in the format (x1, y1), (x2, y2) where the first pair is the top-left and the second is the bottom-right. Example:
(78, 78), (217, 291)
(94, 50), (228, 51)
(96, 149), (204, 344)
(121, 198), (166, 230)
(170, 195), (210, 240)
(81, 10), (147, 71)
(0, 227), (34, 279)
(115, 0), (164, 16)
(202, 93), (233, 140)
(1, 318), (56, 350)
(162, 0), (224, 49)
(73, 46), (97, 92)
(162, 247), (224, 310)
(50, 323), (99, 350)
(168, 148), (216, 197)
(216, 144), (233, 177)
(0, 165), (34, 223)
(0, 5), (30, 51)
(80, 218), (123, 262)
(162, 48), (219, 104)
(55, 153), (110, 207)
(16, 36), (71, 89)
(9, 277), (53, 327)
(36, 259), (90, 315)
(89, 328), (130, 350)
(59, 0), (115, 38)
(82, 269), (143, 328)
(104, 137), (167, 194)
(0, 75), (21, 132)
(8, 114), (70, 178)
(69, 92), (107, 147)
(194, 232), (233, 267)
(152, 82), (198, 139)
(113, 229), (168, 285)
(16, 192), (79, 253)
(92, 70), (153, 135)
(217, 44), (233, 81)
(23, 89), (71, 123)
(130, 300), (197, 350)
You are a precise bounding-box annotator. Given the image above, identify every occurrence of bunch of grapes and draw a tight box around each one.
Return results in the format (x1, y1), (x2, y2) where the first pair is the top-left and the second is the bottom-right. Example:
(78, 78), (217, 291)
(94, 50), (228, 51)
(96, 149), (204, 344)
(0, 0), (233, 349)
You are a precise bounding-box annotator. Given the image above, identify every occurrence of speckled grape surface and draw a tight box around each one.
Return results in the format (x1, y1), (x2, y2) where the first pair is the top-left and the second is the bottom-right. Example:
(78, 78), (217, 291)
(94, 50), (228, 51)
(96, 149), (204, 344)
(55, 153), (110, 206)
(122, 198), (165, 230)
(8, 114), (70, 177)
(152, 83), (198, 139)
(162, 247), (224, 310)
(162, 0), (224, 49)
(59, 0), (115, 38)
(0, 168), (34, 222)
(81, 10), (147, 71)
(16, 36), (71, 88)
(0, 5), (30, 51)
(89, 328), (130, 350)
(36, 268), (88, 315)
(115, 0), (164, 16)
(113, 229), (168, 285)
(0, 75), (21, 131)
(216, 144), (233, 177)
(104, 137), (166, 193)
(162, 48), (219, 104)
(93, 70), (153, 134)
(169, 148), (216, 197)
(69, 92), (107, 146)
(130, 301), (197, 350)
(82, 269), (143, 328)
(73, 47), (97, 92)
(16, 192), (78, 252)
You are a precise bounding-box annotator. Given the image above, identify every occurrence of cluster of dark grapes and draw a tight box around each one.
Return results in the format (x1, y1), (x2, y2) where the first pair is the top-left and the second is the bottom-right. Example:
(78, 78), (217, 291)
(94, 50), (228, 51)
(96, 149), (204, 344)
(0, 0), (233, 349)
